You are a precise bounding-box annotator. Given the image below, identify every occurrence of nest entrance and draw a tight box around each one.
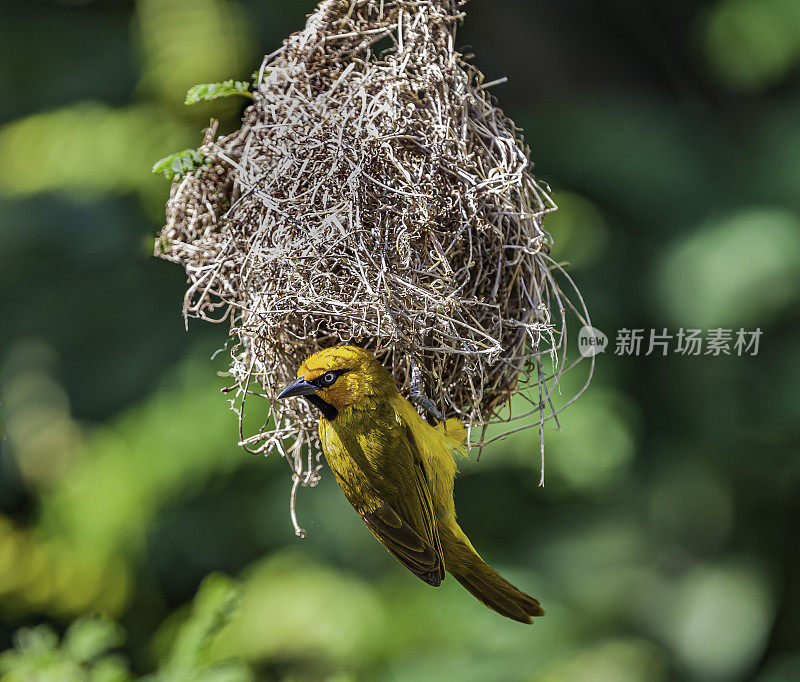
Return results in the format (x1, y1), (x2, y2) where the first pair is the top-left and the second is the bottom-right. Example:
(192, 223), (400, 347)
(157, 0), (592, 535)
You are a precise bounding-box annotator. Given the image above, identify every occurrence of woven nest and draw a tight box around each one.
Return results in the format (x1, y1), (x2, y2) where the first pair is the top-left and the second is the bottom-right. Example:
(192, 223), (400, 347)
(157, 0), (591, 534)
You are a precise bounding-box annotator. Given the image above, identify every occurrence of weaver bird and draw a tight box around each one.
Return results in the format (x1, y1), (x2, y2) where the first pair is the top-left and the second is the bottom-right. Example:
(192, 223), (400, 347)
(278, 346), (544, 623)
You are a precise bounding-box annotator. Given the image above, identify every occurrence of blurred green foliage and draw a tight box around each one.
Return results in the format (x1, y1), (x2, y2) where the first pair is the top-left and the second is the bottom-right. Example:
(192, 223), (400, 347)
(1, 0), (799, 681)
(185, 80), (254, 105)
(703, 0), (800, 92)
(0, 616), (129, 682)
(0, 575), (248, 682)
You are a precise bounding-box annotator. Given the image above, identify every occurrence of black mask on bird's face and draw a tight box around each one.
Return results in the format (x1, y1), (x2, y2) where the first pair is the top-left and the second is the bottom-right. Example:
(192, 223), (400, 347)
(277, 369), (347, 420)
(278, 345), (394, 420)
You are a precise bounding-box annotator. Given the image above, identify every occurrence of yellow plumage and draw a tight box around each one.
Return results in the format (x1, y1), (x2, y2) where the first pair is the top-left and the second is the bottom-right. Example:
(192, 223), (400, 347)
(278, 345), (544, 623)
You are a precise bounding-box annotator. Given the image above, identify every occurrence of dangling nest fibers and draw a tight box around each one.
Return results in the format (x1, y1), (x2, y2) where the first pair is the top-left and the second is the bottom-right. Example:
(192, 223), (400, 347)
(157, 0), (591, 534)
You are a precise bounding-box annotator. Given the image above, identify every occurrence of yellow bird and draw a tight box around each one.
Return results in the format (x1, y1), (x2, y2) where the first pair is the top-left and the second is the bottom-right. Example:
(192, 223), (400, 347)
(278, 345), (544, 623)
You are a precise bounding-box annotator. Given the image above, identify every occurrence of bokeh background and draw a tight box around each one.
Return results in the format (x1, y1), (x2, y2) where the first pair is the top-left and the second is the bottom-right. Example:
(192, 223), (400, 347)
(1, 0), (799, 680)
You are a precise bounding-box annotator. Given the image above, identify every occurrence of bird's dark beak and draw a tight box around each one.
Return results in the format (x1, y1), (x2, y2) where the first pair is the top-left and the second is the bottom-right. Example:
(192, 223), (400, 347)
(277, 375), (318, 400)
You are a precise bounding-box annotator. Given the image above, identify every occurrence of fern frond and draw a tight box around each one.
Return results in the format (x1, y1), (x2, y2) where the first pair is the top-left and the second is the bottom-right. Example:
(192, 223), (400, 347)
(152, 149), (209, 181)
(250, 69), (271, 85)
(185, 80), (253, 105)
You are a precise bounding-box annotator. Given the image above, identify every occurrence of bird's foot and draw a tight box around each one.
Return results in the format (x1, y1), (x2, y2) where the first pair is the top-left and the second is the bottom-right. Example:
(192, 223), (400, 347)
(410, 360), (444, 422)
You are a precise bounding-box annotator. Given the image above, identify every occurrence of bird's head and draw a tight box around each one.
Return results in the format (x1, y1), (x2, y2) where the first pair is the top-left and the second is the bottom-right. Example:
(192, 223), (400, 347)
(277, 346), (394, 421)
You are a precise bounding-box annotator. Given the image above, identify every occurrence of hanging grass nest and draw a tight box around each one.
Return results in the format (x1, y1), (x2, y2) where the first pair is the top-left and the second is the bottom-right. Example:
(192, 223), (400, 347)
(156, 0), (591, 533)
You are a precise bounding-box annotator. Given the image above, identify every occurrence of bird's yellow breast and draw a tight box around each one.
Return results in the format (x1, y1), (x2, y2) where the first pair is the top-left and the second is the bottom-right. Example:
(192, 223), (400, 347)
(318, 393), (465, 522)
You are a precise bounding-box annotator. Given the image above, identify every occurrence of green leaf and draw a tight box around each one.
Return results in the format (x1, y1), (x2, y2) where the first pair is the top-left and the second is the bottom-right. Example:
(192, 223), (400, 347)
(151, 149), (208, 181)
(0, 621), (131, 682)
(63, 616), (125, 664)
(184, 80), (253, 105)
(13, 625), (60, 655)
(146, 574), (251, 682)
(250, 69), (271, 85)
(166, 574), (241, 671)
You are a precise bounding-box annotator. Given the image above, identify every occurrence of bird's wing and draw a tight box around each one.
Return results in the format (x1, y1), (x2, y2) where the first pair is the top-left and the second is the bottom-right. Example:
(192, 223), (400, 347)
(359, 418), (445, 586)
(363, 500), (443, 586)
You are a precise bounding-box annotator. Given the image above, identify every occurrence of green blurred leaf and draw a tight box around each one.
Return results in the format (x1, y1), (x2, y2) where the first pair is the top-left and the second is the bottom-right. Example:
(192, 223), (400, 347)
(0, 103), (191, 200)
(540, 638), (667, 682)
(213, 552), (388, 667)
(10, 625), (59, 657)
(166, 574), (240, 671)
(185, 80), (253, 105)
(702, 0), (800, 92)
(0, 620), (130, 682)
(148, 574), (251, 682)
(63, 616), (126, 665)
(660, 563), (775, 679)
(37, 361), (242, 557)
(545, 191), (609, 268)
(136, 0), (253, 106)
(654, 207), (800, 326)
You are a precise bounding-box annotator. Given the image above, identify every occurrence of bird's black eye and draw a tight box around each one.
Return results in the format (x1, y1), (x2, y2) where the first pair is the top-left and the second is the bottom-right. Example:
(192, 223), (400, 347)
(313, 368), (348, 388)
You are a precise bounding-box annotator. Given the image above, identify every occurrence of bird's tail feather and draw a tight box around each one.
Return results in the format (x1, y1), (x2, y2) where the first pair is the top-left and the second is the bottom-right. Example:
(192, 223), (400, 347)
(440, 522), (544, 624)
